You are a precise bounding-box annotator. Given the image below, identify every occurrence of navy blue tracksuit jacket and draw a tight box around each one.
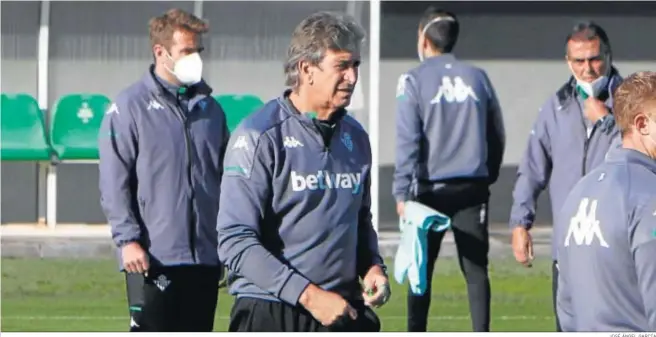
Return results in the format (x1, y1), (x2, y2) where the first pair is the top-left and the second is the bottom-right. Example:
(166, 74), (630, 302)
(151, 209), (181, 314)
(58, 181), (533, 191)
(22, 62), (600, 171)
(556, 148), (656, 331)
(510, 68), (623, 259)
(393, 54), (506, 202)
(99, 66), (230, 268)
(217, 91), (383, 306)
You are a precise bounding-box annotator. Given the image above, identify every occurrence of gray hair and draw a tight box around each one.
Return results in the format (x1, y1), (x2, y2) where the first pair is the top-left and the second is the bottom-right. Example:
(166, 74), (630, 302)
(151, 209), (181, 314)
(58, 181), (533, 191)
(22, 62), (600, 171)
(284, 11), (366, 88)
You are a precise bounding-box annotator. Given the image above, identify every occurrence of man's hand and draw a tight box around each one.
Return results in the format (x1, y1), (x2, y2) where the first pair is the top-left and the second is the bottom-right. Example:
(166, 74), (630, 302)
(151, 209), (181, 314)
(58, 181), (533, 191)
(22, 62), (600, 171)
(299, 284), (357, 327)
(121, 242), (149, 274)
(362, 265), (391, 308)
(511, 226), (534, 267)
(583, 98), (609, 123)
(396, 201), (405, 218)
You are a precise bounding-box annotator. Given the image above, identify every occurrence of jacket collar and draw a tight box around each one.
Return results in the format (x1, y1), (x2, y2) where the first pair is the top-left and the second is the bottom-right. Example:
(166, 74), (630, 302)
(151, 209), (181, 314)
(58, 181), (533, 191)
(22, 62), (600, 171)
(556, 66), (622, 108)
(142, 64), (213, 99)
(278, 89), (347, 127)
(422, 53), (456, 64)
(608, 147), (656, 175)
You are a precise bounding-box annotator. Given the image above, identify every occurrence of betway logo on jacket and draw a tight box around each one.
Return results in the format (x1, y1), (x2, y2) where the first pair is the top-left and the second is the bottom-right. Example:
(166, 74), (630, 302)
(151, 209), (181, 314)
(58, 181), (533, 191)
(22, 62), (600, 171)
(291, 170), (362, 195)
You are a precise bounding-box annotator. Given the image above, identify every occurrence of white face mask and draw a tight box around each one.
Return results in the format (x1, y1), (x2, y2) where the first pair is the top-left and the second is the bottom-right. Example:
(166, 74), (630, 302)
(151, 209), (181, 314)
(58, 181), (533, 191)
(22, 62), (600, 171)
(569, 61), (610, 98)
(576, 75), (609, 98)
(418, 16), (455, 62)
(165, 52), (203, 85)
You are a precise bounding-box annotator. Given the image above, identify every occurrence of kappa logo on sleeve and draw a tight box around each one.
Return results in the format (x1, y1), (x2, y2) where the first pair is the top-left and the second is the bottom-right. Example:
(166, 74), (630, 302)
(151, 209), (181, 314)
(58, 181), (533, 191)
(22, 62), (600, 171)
(106, 103), (119, 115)
(232, 136), (249, 150)
(147, 100), (164, 111)
(396, 74), (409, 99)
(224, 133), (258, 179)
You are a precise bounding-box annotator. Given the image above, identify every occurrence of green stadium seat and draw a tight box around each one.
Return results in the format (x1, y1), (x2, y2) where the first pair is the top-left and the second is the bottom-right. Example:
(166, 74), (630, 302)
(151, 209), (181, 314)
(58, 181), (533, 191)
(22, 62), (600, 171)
(50, 94), (110, 160)
(1, 93), (51, 161)
(214, 94), (264, 132)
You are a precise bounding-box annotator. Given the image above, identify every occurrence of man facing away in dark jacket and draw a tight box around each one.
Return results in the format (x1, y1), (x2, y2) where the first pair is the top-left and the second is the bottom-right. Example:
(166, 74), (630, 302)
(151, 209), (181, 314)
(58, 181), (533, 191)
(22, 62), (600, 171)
(393, 7), (506, 332)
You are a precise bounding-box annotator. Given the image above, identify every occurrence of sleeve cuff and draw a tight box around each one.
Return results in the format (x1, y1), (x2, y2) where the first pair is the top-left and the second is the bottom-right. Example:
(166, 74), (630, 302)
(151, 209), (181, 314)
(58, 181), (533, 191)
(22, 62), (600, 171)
(598, 113), (615, 131)
(115, 237), (140, 248)
(394, 195), (409, 203)
(278, 272), (311, 306)
(359, 256), (386, 278)
(372, 261), (388, 277)
(510, 220), (533, 230)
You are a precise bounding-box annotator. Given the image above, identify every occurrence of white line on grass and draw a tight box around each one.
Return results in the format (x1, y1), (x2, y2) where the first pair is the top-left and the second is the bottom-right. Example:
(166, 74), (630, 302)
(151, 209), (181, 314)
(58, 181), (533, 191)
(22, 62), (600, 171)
(3, 315), (554, 321)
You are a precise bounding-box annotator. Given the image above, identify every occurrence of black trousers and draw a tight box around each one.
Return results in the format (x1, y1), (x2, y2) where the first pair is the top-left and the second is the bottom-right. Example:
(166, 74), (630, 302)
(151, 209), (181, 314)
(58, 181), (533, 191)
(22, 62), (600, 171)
(552, 260), (562, 332)
(407, 182), (491, 332)
(125, 265), (221, 332)
(229, 297), (381, 332)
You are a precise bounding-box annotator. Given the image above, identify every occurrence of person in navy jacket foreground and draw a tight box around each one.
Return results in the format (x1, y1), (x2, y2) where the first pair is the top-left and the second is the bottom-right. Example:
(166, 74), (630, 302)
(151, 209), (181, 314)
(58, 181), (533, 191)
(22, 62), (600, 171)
(216, 11), (389, 332)
(555, 71), (656, 332)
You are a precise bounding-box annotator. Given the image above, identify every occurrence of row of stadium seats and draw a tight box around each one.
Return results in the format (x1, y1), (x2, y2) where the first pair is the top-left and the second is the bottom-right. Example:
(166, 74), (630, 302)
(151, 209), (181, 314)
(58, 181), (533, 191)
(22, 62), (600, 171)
(0, 93), (264, 161)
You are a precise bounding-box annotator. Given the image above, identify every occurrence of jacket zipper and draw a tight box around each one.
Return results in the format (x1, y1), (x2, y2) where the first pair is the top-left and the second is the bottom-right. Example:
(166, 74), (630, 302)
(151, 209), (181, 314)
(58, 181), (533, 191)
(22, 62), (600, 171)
(172, 107), (197, 263)
(581, 126), (598, 176)
(319, 122), (340, 153)
(581, 139), (589, 176)
(300, 120), (334, 152)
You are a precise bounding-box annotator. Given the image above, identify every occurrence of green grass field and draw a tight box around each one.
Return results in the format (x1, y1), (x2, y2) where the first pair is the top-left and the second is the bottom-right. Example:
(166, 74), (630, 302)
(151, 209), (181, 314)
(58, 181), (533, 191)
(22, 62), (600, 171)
(1, 257), (556, 332)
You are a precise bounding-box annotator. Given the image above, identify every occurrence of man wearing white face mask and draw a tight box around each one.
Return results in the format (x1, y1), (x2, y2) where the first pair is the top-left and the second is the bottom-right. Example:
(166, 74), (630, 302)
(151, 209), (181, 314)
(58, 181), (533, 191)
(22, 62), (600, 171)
(555, 71), (656, 332)
(393, 6), (505, 332)
(509, 21), (623, 332)
(98, 8), (230, 332)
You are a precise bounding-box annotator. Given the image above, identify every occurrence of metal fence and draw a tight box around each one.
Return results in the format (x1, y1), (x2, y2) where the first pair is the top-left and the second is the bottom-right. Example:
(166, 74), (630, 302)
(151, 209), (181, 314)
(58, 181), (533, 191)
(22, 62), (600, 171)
(2, 1), (656, 230)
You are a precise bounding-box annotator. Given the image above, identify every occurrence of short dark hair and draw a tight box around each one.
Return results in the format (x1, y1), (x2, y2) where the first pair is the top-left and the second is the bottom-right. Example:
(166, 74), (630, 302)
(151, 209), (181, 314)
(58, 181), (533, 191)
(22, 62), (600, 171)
(418, 6), (459, 53)
(565, 21), (612, 57)
(149, 9), (209, 49)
